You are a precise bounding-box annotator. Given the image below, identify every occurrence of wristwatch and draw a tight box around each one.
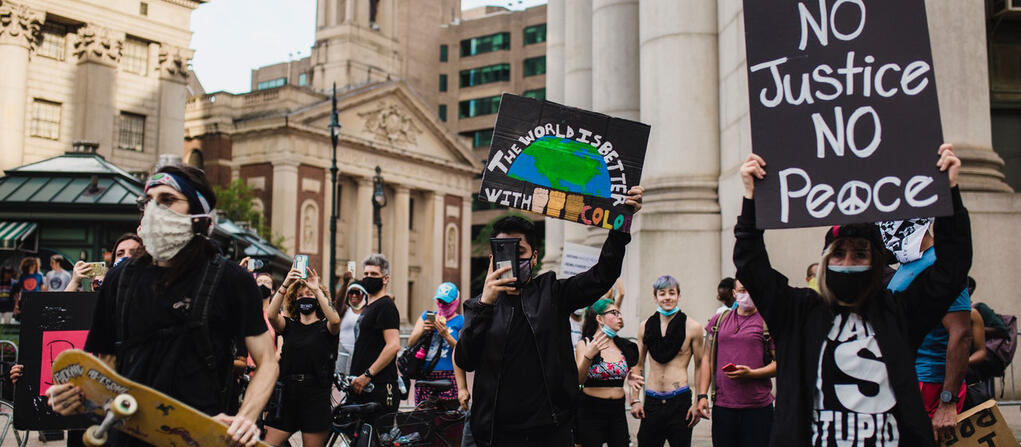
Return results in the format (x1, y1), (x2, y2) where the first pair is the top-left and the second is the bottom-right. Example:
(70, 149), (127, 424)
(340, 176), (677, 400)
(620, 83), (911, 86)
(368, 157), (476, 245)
(363, 369), (375, 380)
(697, 394), (709, 402)
(939, 390), (959, 404)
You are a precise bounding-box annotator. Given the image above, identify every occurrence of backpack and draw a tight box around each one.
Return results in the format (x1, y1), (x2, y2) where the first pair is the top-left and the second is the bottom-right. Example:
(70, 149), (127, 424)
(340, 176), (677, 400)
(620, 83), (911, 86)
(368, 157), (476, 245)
(397, 330), (444, 380)
(986, 313), (1017, 375)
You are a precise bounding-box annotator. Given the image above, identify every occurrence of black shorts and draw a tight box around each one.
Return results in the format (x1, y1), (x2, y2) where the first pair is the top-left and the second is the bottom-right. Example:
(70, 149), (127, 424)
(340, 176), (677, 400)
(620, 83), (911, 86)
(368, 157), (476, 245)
(266, 378), (332, 433)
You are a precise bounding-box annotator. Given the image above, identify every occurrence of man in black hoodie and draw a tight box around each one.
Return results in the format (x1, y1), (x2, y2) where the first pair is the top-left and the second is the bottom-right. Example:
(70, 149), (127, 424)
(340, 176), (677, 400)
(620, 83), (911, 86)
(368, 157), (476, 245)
(455, 186), (643, 447)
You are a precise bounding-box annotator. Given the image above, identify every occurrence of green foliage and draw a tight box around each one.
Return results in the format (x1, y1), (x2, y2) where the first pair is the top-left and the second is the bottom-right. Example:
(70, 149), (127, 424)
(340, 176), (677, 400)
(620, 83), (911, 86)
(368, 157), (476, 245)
(212, 179), (287, 249)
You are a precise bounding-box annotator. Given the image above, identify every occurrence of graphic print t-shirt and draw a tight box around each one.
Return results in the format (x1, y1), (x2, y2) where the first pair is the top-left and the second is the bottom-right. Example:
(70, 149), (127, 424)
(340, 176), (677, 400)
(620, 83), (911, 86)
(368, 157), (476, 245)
(812, 312), (900, 447)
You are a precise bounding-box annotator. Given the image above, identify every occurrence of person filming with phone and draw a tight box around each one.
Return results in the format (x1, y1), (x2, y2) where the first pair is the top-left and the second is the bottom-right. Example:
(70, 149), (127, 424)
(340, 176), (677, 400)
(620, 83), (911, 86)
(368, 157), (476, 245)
(455, 186), (643, 447)
(406, 282), (468, 409)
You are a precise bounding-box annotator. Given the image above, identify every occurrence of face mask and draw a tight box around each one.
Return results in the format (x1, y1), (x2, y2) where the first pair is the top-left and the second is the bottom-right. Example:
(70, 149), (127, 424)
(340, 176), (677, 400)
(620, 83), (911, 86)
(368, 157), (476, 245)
(138, 200), (196, 262)
(657, 305), (678, 316)
(437, 298), (460, 318)
(258, 285), (272, 300)
(517, 258), (532, 286)
(114, 256), (130, 267)
(361, 276), (384, 295)
(807, 277), (818, 291)
(825, 265), (873, 303)
(601, 324), (617, 338)
(735, 292), (756, 312)
(297, 297), (318, 315)
(573, 309), (585, 317)
(878, 218), (932, 264)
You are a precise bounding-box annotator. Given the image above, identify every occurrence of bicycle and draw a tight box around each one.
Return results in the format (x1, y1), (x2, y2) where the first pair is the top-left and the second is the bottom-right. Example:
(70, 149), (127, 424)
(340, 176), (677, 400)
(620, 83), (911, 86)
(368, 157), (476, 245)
(327, 375), (465, 447)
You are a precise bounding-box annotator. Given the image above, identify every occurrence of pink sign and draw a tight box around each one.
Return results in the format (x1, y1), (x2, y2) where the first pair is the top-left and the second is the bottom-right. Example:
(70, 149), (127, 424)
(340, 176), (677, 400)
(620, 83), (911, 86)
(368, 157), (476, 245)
(39, 330), (89, 395)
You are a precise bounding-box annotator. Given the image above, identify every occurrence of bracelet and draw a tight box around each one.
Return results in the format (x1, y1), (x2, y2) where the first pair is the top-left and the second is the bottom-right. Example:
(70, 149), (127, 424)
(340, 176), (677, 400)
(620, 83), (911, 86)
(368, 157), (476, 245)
(697, 394), (709, 402)
(583, 355), (594, 361)
(630, 400), (641, 406)
(363, 369), (374, 380)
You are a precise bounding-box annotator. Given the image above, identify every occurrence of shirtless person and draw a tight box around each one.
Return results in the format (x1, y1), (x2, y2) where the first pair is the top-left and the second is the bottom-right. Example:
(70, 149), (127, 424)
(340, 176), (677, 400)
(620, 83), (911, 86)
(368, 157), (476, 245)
(629, 275), (704, 447)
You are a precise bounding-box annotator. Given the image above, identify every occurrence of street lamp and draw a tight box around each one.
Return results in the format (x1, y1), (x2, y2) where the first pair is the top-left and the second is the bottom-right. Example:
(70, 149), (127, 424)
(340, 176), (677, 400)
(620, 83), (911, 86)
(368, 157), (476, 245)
(328, 83), (340, 295)
(372, 166), (387, 254)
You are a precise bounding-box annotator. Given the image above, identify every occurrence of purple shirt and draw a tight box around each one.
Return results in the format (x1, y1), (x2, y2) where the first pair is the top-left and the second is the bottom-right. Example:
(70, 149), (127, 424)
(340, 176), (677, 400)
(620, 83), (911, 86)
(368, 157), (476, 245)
(707, 310), (774, 409)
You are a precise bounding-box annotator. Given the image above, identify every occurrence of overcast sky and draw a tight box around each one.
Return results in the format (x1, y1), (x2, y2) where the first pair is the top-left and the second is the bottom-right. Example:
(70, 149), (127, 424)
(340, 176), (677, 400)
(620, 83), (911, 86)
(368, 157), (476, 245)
(190, 0), (547, 94)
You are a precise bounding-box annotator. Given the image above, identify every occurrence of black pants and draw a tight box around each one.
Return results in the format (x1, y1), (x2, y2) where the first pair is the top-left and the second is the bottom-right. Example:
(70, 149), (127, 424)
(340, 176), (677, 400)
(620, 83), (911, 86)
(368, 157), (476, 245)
(493, 423), (572, 447)
(711, 404), (773, 447)
(637, 389), (693, 447)
(577, 394), (629, 447)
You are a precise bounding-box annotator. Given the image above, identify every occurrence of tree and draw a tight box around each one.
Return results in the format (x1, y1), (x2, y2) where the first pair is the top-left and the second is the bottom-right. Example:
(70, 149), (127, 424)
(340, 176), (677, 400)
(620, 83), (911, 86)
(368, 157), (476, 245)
(212, 179), (286, 249)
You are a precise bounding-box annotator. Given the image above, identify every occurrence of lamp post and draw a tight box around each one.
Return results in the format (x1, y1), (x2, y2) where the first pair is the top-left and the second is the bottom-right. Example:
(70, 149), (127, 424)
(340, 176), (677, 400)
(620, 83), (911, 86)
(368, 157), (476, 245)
(328, 83), (340, 295)
(371, 166), (387, 254)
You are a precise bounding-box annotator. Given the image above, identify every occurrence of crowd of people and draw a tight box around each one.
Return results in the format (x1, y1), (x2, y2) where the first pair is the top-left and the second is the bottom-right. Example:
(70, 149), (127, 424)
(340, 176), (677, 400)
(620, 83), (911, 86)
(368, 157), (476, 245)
(0, 143), (1003, 447)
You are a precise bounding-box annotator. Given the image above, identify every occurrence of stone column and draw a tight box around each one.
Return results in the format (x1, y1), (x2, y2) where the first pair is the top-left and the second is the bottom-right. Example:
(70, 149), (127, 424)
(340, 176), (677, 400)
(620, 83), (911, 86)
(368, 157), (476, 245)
(355, 177), (374, 273)
(592, 0), (639, 120)
(272, 161), (300, 253)
(562, 0), (594, 249)
(345, 0), (356, 25)
(155, 44), (193, 159)
(635, 0), (721, 321)
(0, 2), (42, 172)
(460, 197), (472, 298)
(392, 185), (411, 321)
(422, 192), (445, 302)
(925, 0), (1011, 193)
(72, 25), (124, 160)
(542, 0), (567, 273)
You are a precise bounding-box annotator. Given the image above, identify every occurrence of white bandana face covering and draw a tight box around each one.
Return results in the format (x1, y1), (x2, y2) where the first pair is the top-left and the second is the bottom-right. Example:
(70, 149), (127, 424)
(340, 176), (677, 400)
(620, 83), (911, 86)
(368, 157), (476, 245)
(138, 200), (197, 262)
(877, 218), (932, 264)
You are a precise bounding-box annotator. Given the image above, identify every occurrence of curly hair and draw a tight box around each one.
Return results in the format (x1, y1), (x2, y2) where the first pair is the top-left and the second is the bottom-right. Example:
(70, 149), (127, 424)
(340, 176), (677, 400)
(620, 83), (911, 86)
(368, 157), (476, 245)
(283, 280), (331, 319)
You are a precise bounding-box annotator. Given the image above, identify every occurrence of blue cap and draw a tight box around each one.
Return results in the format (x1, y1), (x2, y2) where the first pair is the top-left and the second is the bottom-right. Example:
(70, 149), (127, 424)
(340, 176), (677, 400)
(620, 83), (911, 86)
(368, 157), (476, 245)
(434, 282), (458, 303)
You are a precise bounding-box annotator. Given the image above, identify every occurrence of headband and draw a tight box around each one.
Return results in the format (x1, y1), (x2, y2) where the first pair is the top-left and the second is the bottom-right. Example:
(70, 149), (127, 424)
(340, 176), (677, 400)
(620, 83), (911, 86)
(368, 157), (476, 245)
(145, 172), (212, 215)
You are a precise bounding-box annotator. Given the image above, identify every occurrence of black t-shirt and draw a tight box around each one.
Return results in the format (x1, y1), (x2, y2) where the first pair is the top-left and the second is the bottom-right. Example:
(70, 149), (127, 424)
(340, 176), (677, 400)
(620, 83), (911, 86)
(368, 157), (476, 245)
(279, 317), (338, 384)
(84, 258), (268, 416)
(350, 295), (399, 385)
(494, 295), (554, 433)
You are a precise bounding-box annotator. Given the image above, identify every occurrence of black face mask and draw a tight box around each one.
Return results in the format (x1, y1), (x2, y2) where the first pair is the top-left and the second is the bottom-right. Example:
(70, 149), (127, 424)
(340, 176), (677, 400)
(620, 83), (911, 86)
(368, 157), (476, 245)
(258, 285), (272, 300)
(825, 270), (873, 304)
(297, 297), (318, 315)
(362, 276), (384, 295)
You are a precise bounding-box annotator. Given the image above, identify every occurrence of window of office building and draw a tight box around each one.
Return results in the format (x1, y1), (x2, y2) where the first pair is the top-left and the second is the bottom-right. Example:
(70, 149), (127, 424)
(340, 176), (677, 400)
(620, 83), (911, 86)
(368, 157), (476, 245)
(30, 99), (61, 140)
(439, 104), (447, 122)
(122, 37), (149, 75)
(439, 74), (447, 92)
(298, 73), (308, 86)
(460, 32), (510, 57)
(523, 88), (546, 100)
(257, 77), (287, 90)
(38, 22), (69, 61)
(460, 129), (494, 148)
(459, 96), (501, 119)
(440, 44), (448, 62)
(524, 24), (547, 45)
(118, 112), (146, 152)
(523, 56), (546, 77)
(459, 63), (510, 88)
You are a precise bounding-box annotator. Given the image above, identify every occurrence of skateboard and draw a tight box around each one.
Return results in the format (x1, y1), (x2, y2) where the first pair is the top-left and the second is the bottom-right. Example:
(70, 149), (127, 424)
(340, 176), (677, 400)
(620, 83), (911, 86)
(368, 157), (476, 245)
(51, 349), (270, 447)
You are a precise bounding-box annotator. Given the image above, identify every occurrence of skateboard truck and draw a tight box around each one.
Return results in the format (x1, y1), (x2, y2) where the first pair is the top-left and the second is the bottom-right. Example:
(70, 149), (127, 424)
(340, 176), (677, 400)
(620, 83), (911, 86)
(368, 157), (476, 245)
(83, 394), (138, 446)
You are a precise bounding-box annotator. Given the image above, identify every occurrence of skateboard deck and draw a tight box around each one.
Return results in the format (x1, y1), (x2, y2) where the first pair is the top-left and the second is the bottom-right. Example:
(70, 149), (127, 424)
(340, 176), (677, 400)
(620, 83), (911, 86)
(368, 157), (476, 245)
(52, 349), (270, 447)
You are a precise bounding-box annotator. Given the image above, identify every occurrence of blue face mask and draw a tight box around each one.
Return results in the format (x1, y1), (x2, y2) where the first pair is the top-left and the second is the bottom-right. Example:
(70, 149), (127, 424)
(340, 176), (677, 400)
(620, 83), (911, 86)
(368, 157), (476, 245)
(601, 325), (617, 338)
(657, 305), (679, 316)
(827, 265), (872, 273)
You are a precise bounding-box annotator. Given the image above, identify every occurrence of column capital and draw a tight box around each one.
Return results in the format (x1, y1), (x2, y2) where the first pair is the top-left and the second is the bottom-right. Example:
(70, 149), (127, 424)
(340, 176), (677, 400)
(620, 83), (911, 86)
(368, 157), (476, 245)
(155, 43), (193, 82)
(0, 1), (43, 50)
(73, 24), (124, 67)
(393, 184), (411, 195)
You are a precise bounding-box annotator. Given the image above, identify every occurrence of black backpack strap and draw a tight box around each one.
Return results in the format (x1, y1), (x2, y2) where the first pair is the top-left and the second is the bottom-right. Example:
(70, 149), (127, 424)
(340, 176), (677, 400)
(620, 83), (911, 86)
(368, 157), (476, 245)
(114, 260), (144, 360)
(190, 256), (226, 371)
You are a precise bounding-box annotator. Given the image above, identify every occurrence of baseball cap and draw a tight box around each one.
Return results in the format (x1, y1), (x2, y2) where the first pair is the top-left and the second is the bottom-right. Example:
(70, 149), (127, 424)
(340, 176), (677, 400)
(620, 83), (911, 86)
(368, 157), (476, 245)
(434, 282), (458, 303)
(823, 223), (885, 253)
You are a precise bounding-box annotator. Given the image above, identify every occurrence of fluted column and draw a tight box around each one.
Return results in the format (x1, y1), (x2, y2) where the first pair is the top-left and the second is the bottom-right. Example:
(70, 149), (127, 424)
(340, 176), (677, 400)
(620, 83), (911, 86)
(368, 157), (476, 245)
(592, 0), (639, 120)
(355, 177), (374, 273)
(636, 0), (721, 321)
(156, 44), (193, 158)
(0, 2), (42, 172)
(392, 186), (410, 321)
(72, 24), (124, 160)
(542, 0), (567, 273)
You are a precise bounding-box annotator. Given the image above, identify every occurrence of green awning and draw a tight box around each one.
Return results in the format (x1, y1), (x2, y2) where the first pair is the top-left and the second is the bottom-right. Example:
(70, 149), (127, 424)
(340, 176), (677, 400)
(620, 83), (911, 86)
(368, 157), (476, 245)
(0, 221), (38, 250)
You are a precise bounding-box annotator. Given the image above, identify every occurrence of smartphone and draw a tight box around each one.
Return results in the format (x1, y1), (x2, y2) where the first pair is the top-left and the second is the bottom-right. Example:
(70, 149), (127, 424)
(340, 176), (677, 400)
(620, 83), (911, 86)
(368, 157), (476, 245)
(293, 254), (309, 279)
(425, 311), (436, 324)
(347, 261), (356, 274)
(246, 258), (264, 272)
(85, 262), (108, 278)
(490, 238), (521, 287)
(721, 363), (738, 373)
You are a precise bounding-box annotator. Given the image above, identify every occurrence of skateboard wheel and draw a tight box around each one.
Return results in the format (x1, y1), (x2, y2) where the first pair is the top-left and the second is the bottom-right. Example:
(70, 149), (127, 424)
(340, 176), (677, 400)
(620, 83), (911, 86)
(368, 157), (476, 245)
(112, 394), (137, 417)
(83, 425), (107, 446)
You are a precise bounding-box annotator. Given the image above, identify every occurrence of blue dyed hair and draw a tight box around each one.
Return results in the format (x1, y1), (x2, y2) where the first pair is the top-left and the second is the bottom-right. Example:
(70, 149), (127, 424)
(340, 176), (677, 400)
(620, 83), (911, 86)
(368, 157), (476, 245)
(652, 275), (680, 294)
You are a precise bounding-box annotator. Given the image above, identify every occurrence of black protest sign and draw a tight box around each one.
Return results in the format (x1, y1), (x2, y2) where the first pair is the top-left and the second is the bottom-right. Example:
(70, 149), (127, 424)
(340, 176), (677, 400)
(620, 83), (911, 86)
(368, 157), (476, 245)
(14, 292), (96, 430)
(479, 94), (650, 232)
(742, 0), (952, 228)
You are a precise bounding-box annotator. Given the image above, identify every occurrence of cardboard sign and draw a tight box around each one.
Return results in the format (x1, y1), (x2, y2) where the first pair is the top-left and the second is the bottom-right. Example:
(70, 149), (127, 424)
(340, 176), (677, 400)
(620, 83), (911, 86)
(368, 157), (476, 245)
(561, 242), (601, 278)
(480, 94), (650, 233)
(939, 400), (1015, 447)
(742, 0), (952, 228)
(14, 292), (97, 430)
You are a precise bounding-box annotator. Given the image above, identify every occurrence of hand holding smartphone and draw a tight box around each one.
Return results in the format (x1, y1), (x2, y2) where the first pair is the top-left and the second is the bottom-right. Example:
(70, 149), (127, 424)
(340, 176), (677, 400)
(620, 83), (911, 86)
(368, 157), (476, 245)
(490, 238), (521, 288)
(293, 254), (309, 279)
(721, 363), (738, 373)
(85, 262), (108, 278)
